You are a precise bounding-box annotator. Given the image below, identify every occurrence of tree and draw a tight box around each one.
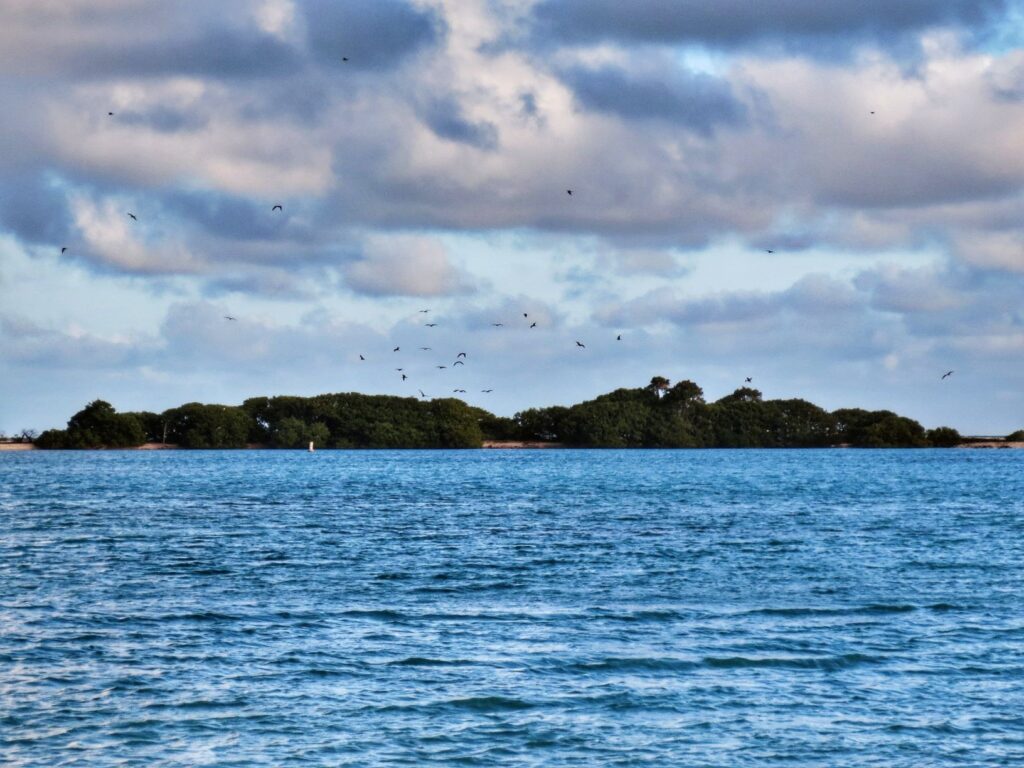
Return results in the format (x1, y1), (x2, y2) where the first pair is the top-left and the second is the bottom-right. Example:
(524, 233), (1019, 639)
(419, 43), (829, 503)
(162, 403), (249, 448)
(1007, 430), (1024, 442)
(647, 376), (671, 398)
(926, 427), (961, 448)
(35, 400), (145, 449)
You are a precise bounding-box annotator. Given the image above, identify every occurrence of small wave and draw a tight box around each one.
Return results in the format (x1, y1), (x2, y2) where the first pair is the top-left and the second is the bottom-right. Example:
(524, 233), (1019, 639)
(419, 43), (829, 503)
(338, 609), (407, 622)
(389, 656), (478, 667)
(567, 657), (699, 673)
(743, 604), (916, 618)
(446, 696), (534, 712)
(703, 653), (880, 671)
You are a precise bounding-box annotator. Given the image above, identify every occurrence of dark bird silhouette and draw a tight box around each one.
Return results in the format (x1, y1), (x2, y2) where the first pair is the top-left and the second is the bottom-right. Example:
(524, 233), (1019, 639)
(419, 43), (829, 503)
(616, 334), (621, 341)
(127, 213), (137, 221)
(491, 323), (503, 327)
(745, 377), (753, 383)
(530, 322), (537, 328)
(566, 189), (573, 195)
(454, 389), (466, 393)
(108, 112), (114, 116)
(575, 341), (585, 348)
(61, 247), (67, 254)
(272, 204), (282, 211)
(419, 347), (432, 351)
(401, 374), (408, 381)
(342, 57), (349, 62)
(393, 346), (400, 352)
(481, 389), (493, 393)
(359, 355), (365, 361)
(453, 360), (465, 366)
(395, 368), (404, 372)
(224, 316), (237, 321)
(457, 352), (467, 358)
(418, 390), (427, 398)
(870, 111), (876, 115)
(523, 313), (528, 318)
(436, 365), (447, 370)
(425, 323), (438, 327)
(419, 309), (430, 313)
(765, 249), (774, 254)
(942, 370), (954, 380)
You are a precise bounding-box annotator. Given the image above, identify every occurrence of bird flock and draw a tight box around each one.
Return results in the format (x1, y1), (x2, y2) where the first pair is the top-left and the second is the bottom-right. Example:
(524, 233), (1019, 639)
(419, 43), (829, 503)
(54, 98), (959, 404)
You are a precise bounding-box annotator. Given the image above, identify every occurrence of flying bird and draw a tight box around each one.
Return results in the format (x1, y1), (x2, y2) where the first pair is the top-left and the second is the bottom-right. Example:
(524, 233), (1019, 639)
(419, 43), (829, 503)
(566, 189), (573, 196)
(342, 57), (349, 62)
(436, 365), (447, 370)
(419, 347), (432, 351)
(616, 334), (621, 341)
(453, 361), (465, 366)
(454, 389), (466, 393)
(401, 374), (408, 381)
(419, 309), (430, 313)
(456, 352), (467, 358)
(224, 316), (237, 321)
(575, 341), (586, 348)
(523, 313), (528, 318)
(127, 213), (137, 221)
(418, 390), (427, 398)
(395, 368), (404, 372)
(61, 247), (67, 254)
(765, 249), (774, 254)
(530, 322), (537, 328)
(359, 355), (365, 361)
(107, 112), (114, 116)
(481, 389), (493, 393)
(272, 204), (282, 211)
(491, 323), (503, 327)
(425, 323), (438, 327)
(393, 346), (400, 352)
(745, 377), (753, 383)
(941, 370), (955, 380)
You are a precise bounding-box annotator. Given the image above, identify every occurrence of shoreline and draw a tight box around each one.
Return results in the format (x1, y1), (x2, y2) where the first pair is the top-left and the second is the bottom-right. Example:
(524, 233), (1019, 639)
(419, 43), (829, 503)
(5, 441), (1023, 452)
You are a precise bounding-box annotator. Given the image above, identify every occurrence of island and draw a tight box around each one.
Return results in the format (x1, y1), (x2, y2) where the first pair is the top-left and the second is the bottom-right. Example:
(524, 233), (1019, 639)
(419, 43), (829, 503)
(21, 377), (1022, 451)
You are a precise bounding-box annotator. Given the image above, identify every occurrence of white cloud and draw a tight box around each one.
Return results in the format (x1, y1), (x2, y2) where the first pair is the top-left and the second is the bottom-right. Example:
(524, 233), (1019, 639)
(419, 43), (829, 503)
(343, 235), (476, 297)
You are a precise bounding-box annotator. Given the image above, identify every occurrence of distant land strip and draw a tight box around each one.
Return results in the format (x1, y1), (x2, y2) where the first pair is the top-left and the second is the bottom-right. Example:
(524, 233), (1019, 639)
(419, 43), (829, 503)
(10, 377), (1024, 450)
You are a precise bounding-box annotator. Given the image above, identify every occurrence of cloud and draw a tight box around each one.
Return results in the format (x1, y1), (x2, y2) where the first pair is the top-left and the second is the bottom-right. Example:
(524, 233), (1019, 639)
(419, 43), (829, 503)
(531, 0), (1008, 51)
(419, 96), (499, 150)
(302, 0), (443, 71)
(560, 64), (747, 134)
(343, 236), (475, 297)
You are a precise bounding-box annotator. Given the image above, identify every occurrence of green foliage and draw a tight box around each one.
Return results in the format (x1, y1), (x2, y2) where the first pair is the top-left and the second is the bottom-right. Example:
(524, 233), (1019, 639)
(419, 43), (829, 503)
(833, 409), (929, 448)
(162, 403), (250, 448)
(35, 400), (146, 449)
(1007, 429), (1024, 442)
(926, 427), (962, 447)
(35, 379), (966, 450)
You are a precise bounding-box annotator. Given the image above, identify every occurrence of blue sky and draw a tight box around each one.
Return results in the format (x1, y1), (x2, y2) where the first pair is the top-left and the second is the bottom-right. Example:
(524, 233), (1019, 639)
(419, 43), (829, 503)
(1, 0), (1023, 435)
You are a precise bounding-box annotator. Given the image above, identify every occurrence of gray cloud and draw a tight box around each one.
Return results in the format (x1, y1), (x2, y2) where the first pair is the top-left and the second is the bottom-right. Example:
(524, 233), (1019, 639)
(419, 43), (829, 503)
(561, 65), (747, 134)
(303, 0), (442, 71)
(419, 96), (499, 150)
(0, 174), (75, 246)
(532, 0), (1008, 50)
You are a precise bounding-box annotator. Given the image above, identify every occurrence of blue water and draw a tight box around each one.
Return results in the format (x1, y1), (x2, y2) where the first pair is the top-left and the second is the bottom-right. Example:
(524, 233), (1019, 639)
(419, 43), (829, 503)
(1, 450), (1023, 766)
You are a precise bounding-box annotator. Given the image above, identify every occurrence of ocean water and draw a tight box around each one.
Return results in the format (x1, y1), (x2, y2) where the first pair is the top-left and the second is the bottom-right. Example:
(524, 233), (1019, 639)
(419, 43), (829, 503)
(1, 449), (1023, 766)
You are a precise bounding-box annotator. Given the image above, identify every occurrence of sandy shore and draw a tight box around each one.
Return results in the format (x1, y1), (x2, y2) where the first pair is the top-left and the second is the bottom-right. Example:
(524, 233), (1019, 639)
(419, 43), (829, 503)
(482, 441), (564, 449)
(958, 441), (1024, 449)
(0, 443), (35, 451)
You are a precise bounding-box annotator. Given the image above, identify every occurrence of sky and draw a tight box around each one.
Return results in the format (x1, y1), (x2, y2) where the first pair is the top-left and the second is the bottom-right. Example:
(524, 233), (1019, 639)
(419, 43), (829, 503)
(1, 0), (1023, 435)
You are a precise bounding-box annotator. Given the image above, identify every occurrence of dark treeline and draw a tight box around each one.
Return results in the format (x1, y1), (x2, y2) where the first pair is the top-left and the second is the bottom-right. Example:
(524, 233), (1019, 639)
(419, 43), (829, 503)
(33, 377), (988, 450)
